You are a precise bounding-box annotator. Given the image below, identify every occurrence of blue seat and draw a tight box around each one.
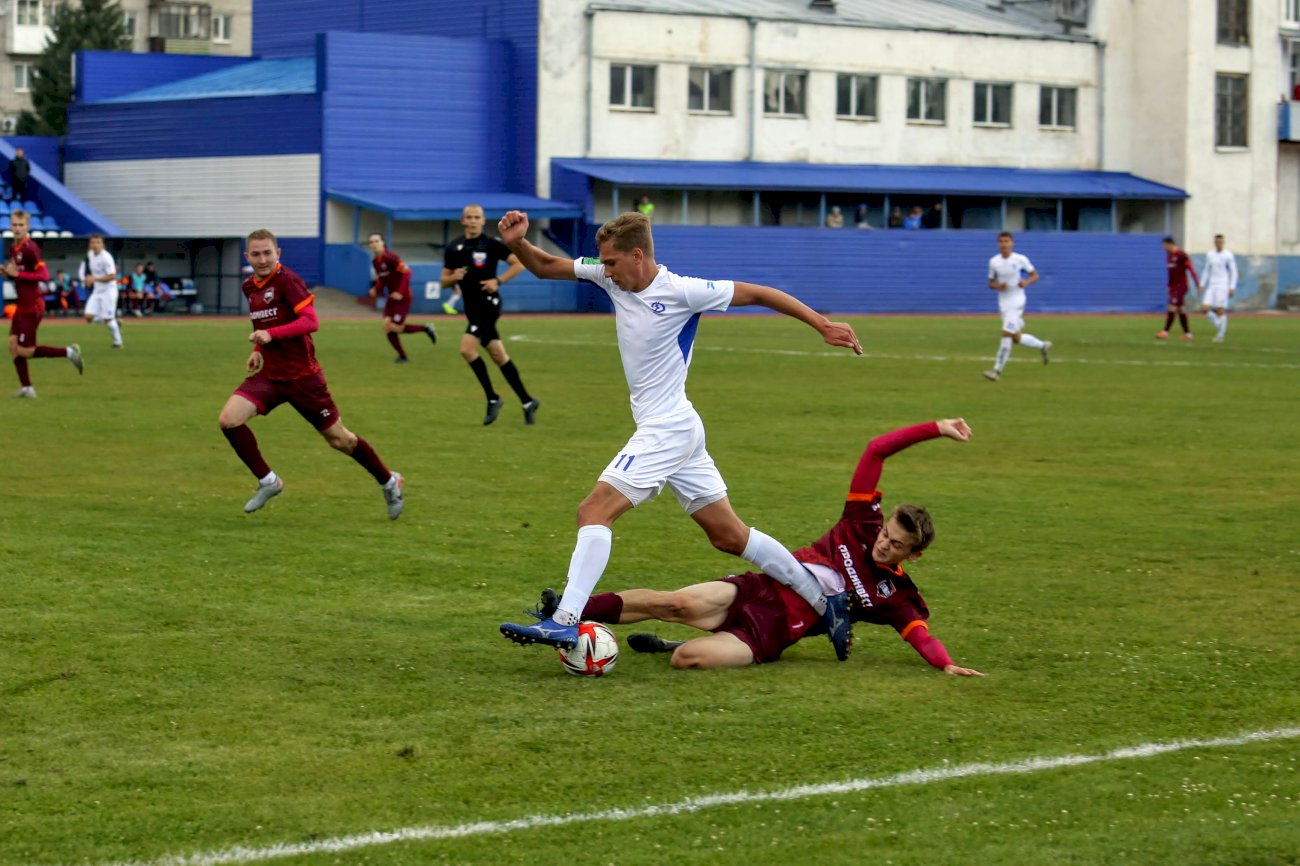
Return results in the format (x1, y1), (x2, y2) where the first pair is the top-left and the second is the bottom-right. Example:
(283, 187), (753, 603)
(0, 216), (10, 230)
(42, 216), (59, 231)
(22, 200), (41, 216)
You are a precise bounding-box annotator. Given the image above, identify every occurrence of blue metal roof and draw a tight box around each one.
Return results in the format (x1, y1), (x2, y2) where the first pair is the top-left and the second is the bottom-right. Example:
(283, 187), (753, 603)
(552, 158), (1188, 200)
(325, 189), (584, 221)
(98, 57), (317, 104)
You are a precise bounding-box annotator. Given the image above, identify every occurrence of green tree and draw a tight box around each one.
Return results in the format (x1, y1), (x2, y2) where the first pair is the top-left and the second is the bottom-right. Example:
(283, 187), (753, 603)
(16, 0), (131, 136)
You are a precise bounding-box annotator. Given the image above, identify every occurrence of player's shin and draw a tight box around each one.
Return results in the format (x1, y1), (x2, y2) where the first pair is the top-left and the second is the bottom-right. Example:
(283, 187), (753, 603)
(556, 525), (614, 626)
(221, 425), (271, 478)
(349, 436), (392, 484)
(740, 528), (827, 615)
(995, 337), (1012, 372)
(1018, 333), (1044, 350)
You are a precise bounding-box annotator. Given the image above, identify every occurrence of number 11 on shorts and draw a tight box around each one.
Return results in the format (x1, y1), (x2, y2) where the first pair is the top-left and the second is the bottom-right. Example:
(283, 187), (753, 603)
(614, 453), (636, 471)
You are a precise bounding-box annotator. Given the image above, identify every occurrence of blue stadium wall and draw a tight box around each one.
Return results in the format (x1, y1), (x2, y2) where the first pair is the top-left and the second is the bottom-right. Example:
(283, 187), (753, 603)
(255, 0), (538, 192)
(75, 52), (251, 105)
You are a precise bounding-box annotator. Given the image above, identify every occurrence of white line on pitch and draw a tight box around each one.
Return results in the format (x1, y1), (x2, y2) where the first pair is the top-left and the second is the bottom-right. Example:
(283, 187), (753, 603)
(88, 725), (1300, 866)
(508, 336), (1300, 370)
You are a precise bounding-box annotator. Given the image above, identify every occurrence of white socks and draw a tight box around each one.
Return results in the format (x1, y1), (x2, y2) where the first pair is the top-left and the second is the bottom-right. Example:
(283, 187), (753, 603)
(556, 525), (613, 626)
(994, 337), (1013, 372)
(107, 319), (122, 344)
(1206, 311), (1227, 337)
(1019, 333), (1045, 350)
(258, 471), (279, 486)
(741, 527), (827, 615)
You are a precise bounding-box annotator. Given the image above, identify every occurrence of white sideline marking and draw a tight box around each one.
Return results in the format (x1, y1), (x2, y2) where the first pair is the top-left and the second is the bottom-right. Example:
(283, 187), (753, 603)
(91, 726), (1300, 866)
(509, 336), (1300, 370)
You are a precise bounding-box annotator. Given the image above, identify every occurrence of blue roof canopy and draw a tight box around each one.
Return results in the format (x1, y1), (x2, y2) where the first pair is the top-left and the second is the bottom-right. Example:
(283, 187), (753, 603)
(552, 158), (1188, 201)
(97, 57), (317, 103)
(325, 190), (584, 221)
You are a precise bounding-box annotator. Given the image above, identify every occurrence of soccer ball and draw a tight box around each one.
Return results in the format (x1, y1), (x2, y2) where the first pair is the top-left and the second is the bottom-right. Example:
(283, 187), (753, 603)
(557, 622), (619, 677)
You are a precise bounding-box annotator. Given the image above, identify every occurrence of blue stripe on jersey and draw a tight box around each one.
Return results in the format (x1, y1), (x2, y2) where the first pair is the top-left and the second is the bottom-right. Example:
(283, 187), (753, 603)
(677, 313), (702, 363)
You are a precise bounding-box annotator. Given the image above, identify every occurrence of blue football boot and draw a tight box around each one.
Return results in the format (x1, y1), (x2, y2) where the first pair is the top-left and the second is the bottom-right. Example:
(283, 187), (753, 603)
(821, 591), (854, 661)
(500, 616), (579, 649)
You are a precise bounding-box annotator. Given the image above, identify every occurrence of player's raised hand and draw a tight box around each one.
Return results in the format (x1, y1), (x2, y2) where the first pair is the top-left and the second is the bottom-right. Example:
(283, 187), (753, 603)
(821, 320), (863, 355)
(943, 663), (985, 677)
(498, 211), (529, 245)
(937, 418), (971, 441)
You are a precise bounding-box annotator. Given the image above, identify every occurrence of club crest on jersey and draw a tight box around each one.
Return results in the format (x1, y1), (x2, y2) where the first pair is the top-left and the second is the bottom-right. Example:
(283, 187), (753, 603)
(876, 580), (895, 599)
(650, 302), (666, 313)
(262, 289), (274, 303)
(472, 251), (488, 268)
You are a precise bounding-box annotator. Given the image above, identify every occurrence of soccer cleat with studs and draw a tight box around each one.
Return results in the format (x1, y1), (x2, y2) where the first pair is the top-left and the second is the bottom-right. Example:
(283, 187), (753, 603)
(1040, 341), (1052, 365)
(13, 385), (37, 398)
(983, 369), (1000, 382)
(393, 356), (410, 364)
(522, 398), (540, 425)
(627, 633), (686, 654)
(821, 591), (854, 661)
(244, 477), (283, 513)
(523, 587), (560, 621)
(423, 324), (438, 344)
(67, 343), (84, 374)
(500, 617), (579, 649)
(383, 472), (405, 520)
(1155, 330), (1169, 340)
(483, 397), (503, 426)
(1181, 332), (1194, 341)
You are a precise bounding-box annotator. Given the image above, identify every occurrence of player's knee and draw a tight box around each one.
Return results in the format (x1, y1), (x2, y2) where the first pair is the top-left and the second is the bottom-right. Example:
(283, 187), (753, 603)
(458, 347), (477, 362)
(217, 410), (241, 429)
(707, 525), (749, 556)
(669, 644), (705, 669)
(326, 429), (356, 452)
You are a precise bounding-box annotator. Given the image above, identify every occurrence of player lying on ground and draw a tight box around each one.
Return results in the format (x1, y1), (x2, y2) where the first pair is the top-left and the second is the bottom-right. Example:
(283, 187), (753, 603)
(526, 418), (983, 675)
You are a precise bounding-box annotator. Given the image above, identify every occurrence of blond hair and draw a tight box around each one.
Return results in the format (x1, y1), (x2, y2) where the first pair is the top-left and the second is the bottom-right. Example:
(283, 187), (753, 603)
(596, 213), (654, 258)
(247, 228), (278, 246)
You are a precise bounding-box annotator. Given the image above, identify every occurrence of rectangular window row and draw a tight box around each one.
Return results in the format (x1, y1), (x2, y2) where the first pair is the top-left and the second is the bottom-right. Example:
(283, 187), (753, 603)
(610, 64), (1079, 130)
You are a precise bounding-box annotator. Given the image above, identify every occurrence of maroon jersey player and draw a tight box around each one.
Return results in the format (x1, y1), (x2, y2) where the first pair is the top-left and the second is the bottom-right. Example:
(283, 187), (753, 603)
(366, 233), (436, 363)
(526, 418), (983, 675)
(1158, 236), (1200, 341)
(6, 209), (82, 397)
(217, 228), (406, 518)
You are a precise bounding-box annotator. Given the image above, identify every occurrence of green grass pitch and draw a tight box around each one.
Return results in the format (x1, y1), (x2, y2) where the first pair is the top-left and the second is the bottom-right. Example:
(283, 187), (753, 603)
(1, 312), (1297, 866)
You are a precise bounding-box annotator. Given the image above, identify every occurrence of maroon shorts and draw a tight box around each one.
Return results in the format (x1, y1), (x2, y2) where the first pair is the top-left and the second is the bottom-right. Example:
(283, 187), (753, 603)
(9, 311), (41, 347)
(716, 572), (815, 664)
(235, 372), (340, 431)
(1167, 286), (1189, 306)
(384, 295), (412, 324)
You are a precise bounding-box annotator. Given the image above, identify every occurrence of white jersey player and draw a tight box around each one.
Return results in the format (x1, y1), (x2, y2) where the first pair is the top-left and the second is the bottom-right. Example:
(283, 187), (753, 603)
(1201, 234), (1237, 342)
(79, 234), (121, 347)
(984, 231), (1051, 381)
(495, 209), (863, 660)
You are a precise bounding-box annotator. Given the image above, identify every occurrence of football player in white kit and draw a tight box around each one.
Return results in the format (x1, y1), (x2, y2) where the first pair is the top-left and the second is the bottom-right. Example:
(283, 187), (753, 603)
(1200, 234), (1237, 343)
(79, 234), (122, 348)
(983, 231), (1050, 381)
(496, 210), (864, 659)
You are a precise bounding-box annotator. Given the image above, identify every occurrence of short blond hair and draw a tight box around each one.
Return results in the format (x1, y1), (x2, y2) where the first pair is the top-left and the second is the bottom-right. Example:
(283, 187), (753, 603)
(10, 208), (28, 221)
(247, 228), (278, 246)
(596, 213), (654, 258)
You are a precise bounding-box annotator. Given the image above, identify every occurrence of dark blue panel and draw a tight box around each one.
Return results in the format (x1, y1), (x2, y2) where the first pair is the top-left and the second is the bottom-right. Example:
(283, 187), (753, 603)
(325, 189), (582, 220)
(551, 158), (1188, 200)
(276, 237), (321, 284)
(252, 0), (361, 57)
(319, 32), (509, 192)
(3, 135), (60, 178)
(639, 227), (1170, 314)
(66, 94), (321, 161)
(75, 51), (251, 104)
(0, 138), (122, 235)
(322, 242), (371, 295)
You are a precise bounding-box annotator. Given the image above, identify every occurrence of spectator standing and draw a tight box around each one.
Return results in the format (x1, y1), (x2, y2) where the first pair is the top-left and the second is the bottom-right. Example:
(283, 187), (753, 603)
(9, 147), (30, 202)
(921, 202), (944, 229)
(887, 207), (904, 229)
(825, 206), (844, 228)
(903, 206), (923, 230)
(127, 264), (147, 317)
(854, 204), (874, 230)
(636, 195), (655, 220)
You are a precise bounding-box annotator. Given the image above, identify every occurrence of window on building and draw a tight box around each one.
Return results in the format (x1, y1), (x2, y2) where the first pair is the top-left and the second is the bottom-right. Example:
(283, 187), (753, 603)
(835, 73), (878, 120)
(906, 78), (947, 123)
(154, 3), (211, 39)
(213, 14), (232, 43)
(1288, 0), (1300, 25)
(14, 63), (30, 93)
(688, 67), (732, 114)
(1215, 73), (1249, 147)
(123, 11), (137, 39)
(1289, 42), (1300, 97)
(764, 70), (807, 116)
(1217, 0), (1249, 45)
(974, 82), (1013, 126)
(609, 64), (656, 110)
(16, 0), (41, 26)
(1039, 86), (1077, 128)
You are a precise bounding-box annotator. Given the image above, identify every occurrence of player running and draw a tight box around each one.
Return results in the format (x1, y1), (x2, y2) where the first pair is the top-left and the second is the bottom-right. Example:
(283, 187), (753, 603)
(1200, 234), (1237, 343)
(366, 232), (436, 363)
(983, 231), (1049, 382)
(6, 209), (82, 397)
(442, 204), (539, 425)
(1157, 236), (1200, 341)
(496, 209), (863, 659)
(525, 419), (983, 675)
(217, 228), (405, 519)
(79, 233), (122, 348)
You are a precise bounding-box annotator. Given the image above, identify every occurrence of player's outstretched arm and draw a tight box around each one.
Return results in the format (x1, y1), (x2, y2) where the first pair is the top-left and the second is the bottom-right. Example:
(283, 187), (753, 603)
(730, 281), (862, 355)
(497, 211), (576, 281)
(848, 418), (970, 496)
(902, 623), (985, 676)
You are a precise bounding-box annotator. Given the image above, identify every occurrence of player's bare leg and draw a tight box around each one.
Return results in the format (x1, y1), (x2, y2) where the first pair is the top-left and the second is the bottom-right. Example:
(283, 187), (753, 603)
(320, 420), (404, 519)
(219, 393), (282, 512)
(691, 497), (852, 660)
(664, 632), (756, 669)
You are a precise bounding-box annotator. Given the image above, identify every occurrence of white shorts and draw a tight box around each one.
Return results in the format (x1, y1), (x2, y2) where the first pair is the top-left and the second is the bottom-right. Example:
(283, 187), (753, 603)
(598, 411), (728, 515)
(85, 289), (119, 320)
(999, 304), (1025, 334)
(1201, 286), (1230, 309)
